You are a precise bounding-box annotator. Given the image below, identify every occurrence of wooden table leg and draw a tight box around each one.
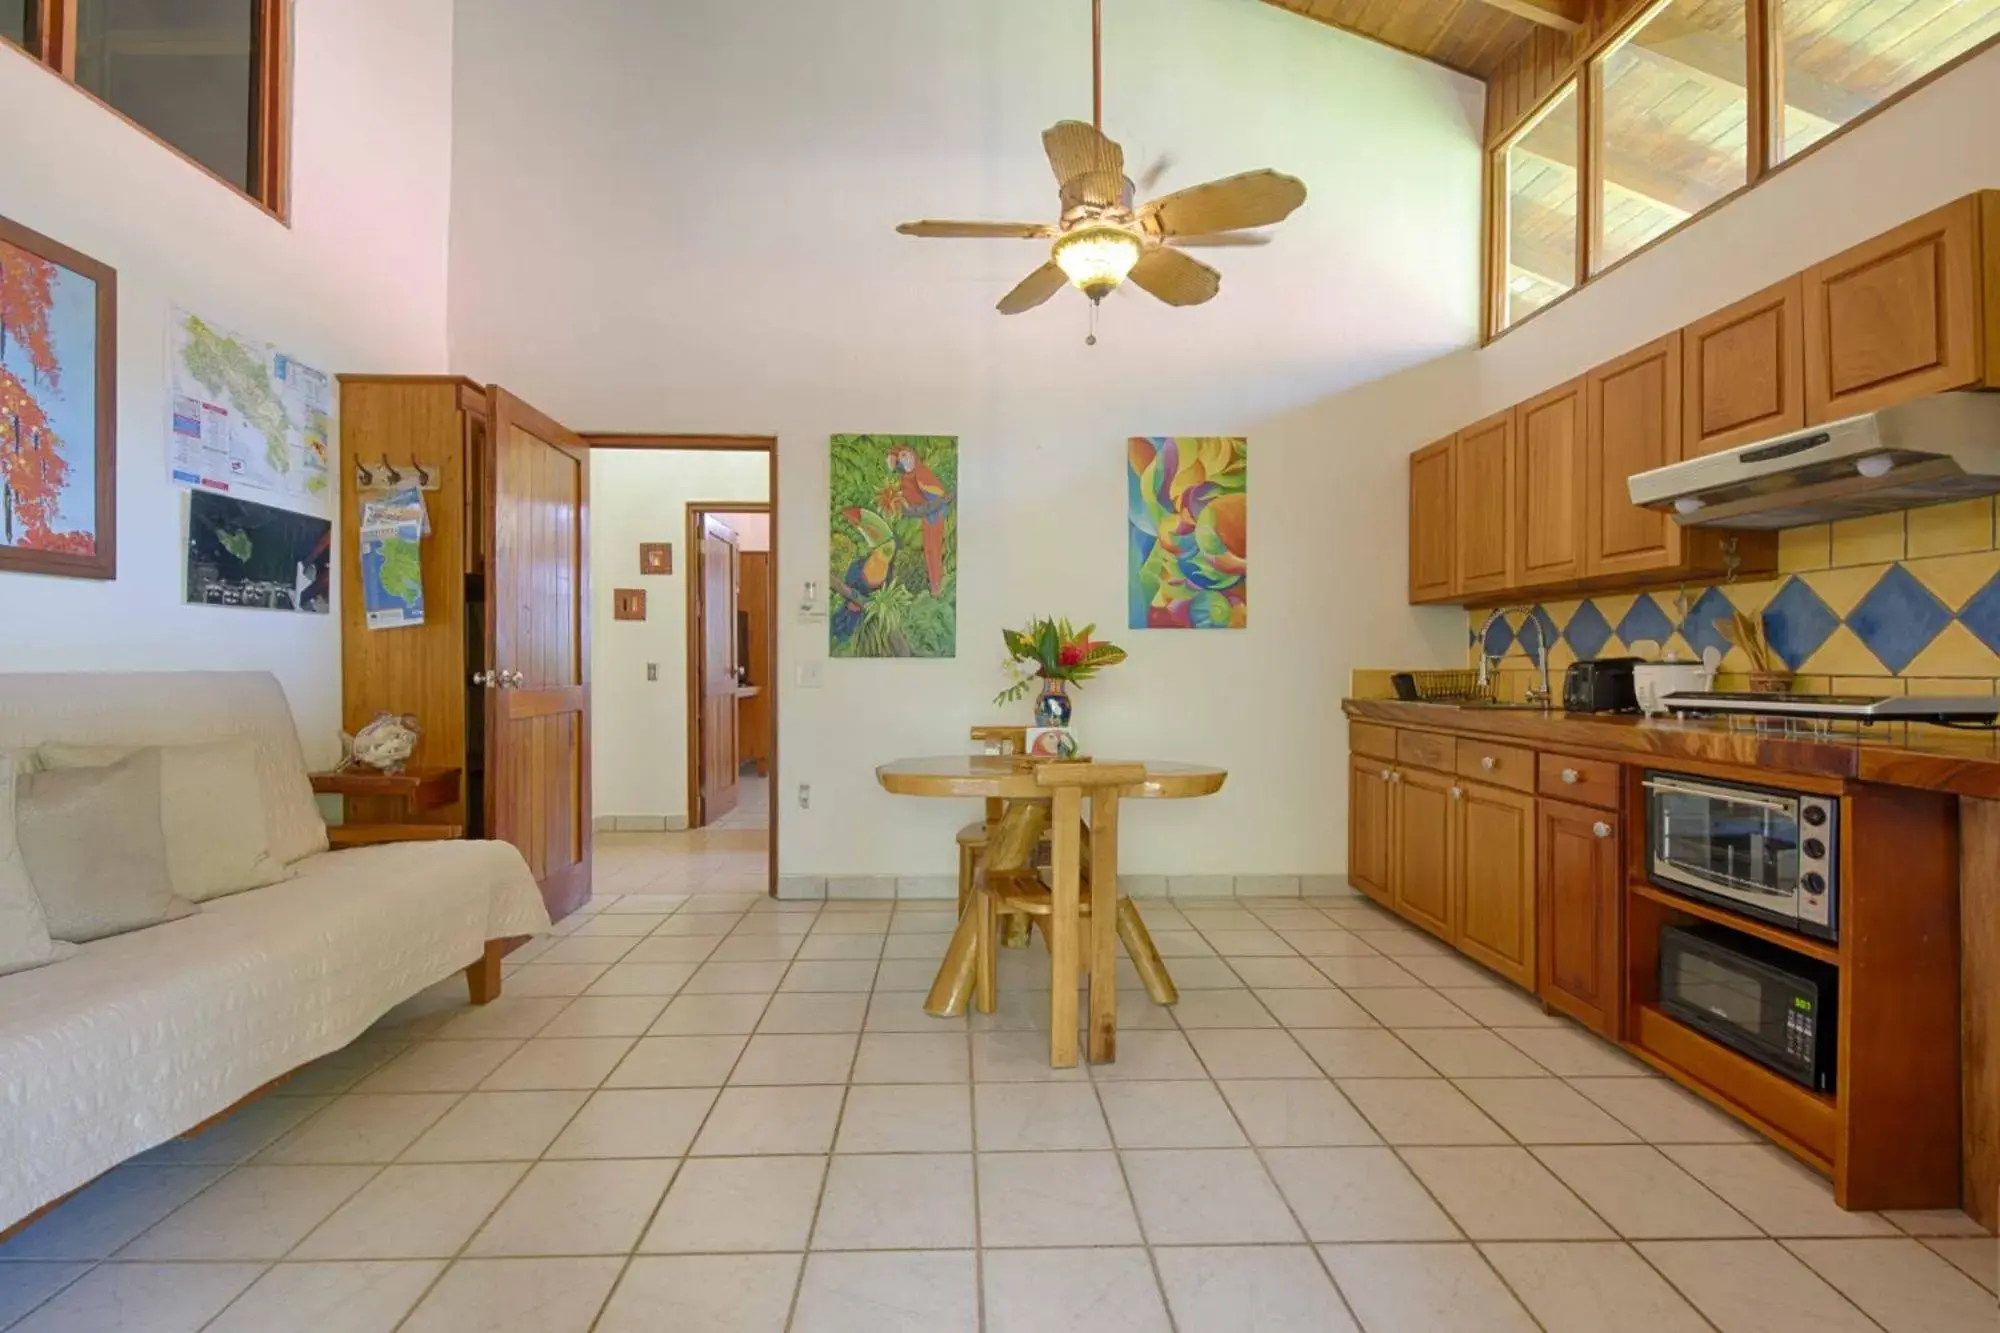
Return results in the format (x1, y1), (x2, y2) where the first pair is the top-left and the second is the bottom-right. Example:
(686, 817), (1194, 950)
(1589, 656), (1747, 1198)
(1117, 898), (1178, 1006)
(1048, 785), (1082, 1068)
(925, 895), (980, 1018)
(1087, 789), (1120, 1064)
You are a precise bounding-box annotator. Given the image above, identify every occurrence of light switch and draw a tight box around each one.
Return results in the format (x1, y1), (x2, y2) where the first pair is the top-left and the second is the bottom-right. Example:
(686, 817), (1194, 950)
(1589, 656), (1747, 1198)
(797, 661), (823, 689)
(646, 663), (658, 682)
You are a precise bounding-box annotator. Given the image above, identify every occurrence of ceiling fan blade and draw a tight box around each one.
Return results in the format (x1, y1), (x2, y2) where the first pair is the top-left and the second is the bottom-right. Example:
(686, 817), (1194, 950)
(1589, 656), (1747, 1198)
(897, 220), (1054, 239)
(997, 262), (1069, 314)
(1170, 232), (1272, 248)
(1043, 120), (1125, 206)
(1127, 247), (1220, 307)
(1141, 169), (1306, 238)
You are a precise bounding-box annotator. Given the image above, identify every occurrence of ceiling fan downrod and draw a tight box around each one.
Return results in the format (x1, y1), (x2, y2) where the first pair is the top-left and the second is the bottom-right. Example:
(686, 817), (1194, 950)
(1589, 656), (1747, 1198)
(1091, 0), (1102, 131)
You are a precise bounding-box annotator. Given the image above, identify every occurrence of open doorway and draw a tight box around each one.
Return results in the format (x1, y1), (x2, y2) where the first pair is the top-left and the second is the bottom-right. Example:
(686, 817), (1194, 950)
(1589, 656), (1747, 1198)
(687, 502), (772, 833)
(583, 435), (778, 896)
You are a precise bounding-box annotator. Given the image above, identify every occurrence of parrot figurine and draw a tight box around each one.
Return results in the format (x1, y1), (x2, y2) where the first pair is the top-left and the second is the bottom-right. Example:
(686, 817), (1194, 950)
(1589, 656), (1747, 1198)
(880, 444), (952, 596)
(833, 506), (897, 642)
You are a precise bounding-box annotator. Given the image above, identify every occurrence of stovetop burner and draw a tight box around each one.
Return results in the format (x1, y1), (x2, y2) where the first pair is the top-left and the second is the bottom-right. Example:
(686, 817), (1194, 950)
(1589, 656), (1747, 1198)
(1663, 691), (2000, 726)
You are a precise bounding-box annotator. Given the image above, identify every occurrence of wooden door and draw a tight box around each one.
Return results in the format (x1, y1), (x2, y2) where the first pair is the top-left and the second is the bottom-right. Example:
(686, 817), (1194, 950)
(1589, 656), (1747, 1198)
(1683, 277), (1806, 458)
(697, 515), (742, 824)
(1393, 766), (1455, 940)
(1537, 797), (1621, 1037)
(1408, 437), (1455, 603)
(1588, 333), (1683, 579)
(1454, 411), (1513, 597)
(485, 387), (591, 919)
(1348, 757), (1393, 905)
(1804, 194), (1985, 422)
(1453, 780), (1537, 991)
(1513, 378), (1587, 587)
(738, 549), (771, 774)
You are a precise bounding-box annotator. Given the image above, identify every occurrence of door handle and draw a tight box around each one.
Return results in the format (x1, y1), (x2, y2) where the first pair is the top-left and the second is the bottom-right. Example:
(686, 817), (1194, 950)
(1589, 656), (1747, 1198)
(1593, 821), (1612, 839)
(472, 669), (496, 688)
(501, 669), (524, 687)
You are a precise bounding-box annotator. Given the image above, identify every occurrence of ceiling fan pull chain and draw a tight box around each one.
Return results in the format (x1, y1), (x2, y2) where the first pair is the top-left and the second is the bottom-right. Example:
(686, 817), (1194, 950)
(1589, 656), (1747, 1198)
(1086, 300), (1099, 347)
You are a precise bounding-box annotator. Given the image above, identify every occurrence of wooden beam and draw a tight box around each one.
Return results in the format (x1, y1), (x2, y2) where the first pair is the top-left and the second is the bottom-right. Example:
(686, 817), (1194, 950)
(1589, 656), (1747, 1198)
(1626, 17), (1866, 127)
(1507, 236), (1574, 289)
(1512, 140), (1696, 221)
(1472, 0), (1586, 34)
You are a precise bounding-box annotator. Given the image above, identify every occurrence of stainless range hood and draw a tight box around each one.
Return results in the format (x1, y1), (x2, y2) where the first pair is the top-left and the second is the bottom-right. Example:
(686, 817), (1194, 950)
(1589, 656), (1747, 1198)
(1627, 392), (2000, 529)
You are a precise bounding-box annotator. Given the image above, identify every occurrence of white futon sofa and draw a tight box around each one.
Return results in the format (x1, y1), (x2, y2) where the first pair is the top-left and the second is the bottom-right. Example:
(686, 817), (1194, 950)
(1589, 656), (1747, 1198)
(0, 671), (551, 1232)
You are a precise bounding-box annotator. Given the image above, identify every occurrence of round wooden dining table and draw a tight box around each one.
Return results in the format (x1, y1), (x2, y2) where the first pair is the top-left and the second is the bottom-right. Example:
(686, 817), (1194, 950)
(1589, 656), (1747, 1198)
(877, 755), (1227, 1066)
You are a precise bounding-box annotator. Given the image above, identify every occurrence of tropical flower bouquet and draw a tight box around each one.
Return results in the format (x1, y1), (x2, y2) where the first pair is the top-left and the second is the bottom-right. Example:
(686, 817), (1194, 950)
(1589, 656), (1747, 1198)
(995, 617), (1127, 728)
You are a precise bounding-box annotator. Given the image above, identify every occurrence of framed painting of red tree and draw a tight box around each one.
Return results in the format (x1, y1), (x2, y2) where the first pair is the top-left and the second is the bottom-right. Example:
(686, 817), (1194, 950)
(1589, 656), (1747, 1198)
(0, 214), (116, 580)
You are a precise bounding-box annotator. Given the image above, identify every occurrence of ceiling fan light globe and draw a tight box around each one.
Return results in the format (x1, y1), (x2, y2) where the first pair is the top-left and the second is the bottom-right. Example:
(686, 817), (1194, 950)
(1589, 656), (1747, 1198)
(1053, 225), (1142, 300)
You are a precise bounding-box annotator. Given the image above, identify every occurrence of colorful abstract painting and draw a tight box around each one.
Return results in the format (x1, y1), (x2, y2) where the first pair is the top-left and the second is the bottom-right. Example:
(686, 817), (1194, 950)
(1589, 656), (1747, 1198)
(1128, 436), (1247, 630)
(829, 434), (958, 658)
(0, 217), (115, 579)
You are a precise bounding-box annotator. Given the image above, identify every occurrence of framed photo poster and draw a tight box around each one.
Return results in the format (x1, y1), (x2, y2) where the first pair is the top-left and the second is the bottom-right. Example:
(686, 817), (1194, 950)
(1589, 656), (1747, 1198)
(0, 213), (117, 580)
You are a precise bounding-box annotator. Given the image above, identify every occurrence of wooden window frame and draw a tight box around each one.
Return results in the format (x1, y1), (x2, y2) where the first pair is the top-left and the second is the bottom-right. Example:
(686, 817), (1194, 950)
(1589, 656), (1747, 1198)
(7, 0), (291, 222)
(1483, 0), (2000, 343)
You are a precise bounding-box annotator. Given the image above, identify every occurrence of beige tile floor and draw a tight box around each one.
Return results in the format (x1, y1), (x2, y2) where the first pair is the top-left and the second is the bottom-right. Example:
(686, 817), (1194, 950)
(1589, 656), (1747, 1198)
(2, 846), (1994, 1332)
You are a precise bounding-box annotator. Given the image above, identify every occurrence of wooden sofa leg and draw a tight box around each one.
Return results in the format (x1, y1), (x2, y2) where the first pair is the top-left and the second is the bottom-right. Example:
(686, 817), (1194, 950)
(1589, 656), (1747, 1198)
(465, 940), (505, 1005)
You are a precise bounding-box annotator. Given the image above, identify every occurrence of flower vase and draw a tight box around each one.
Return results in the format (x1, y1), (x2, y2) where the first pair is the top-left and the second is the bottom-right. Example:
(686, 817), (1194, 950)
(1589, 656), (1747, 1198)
(1034, 679), (1073, 729)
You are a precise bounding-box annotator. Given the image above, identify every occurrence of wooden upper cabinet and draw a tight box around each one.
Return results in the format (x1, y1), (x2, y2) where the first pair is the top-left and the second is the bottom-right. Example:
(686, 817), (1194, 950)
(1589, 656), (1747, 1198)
(1683, 277), (1806, 459)
(1408, 437), (1455, 603)
(1454, 411), (1514, 597)
(1587, 333), (1682, 578)
(1803, 194), (1988, 422)
(1513, 378), (1587, 587)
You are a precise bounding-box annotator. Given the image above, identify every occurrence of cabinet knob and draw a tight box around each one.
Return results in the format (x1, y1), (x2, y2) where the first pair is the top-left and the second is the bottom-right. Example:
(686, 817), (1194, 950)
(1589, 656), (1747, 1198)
(1387, 771), (1401, 784)
(1592, 821), (1612, 839)
(1480, 756), (1497, 771)
(1561, 768), (1581, 785)
(1379, 768), (1392, 782)
(1450, 786), (1463, 801)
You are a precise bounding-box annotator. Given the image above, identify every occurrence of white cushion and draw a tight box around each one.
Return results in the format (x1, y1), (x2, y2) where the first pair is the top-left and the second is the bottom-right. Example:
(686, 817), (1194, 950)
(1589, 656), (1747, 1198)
(17, 749), (197, 944)
(0, 837), (550, 1229)
(0, 751), (73, 978)
(39, 740), (289, 902)
(0, 672), (327, 866)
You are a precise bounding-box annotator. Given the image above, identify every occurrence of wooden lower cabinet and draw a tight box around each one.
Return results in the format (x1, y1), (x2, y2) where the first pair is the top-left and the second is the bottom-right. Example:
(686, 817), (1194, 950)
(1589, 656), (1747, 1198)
(1537, 797), (1623, 1037)
(1393, 767), (1456, 937)
(1453, 781), (1537, 990)
(1348, 757), (1393, 905)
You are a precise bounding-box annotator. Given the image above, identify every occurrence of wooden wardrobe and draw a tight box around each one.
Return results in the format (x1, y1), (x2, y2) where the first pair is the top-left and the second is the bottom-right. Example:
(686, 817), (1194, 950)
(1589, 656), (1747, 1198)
(338, 376), (594, 919)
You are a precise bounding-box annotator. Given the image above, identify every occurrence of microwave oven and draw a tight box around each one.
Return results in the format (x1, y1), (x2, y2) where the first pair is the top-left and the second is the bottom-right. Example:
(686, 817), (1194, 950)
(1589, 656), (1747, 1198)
(1643, 771), (1838, 941)
(1660, 923), (1837, 1092)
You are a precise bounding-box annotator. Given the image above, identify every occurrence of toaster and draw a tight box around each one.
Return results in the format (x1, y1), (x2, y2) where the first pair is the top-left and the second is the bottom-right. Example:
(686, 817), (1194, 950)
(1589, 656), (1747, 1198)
(1563, 657), (1641, 713)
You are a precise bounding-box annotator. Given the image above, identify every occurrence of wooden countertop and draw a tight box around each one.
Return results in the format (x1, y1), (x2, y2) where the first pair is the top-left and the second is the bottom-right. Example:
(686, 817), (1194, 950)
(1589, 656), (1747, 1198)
(1344, 698), (2000, 798)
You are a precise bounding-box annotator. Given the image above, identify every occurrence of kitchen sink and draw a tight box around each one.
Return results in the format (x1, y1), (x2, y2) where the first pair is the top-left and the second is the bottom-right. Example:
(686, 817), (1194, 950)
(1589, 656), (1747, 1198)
(1401, 700), (1554, 712)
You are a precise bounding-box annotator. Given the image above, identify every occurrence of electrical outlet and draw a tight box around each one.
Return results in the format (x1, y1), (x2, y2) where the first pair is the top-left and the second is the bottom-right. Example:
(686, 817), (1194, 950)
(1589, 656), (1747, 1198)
(797, 783), (810, 810)
(646, 662), (658, 682)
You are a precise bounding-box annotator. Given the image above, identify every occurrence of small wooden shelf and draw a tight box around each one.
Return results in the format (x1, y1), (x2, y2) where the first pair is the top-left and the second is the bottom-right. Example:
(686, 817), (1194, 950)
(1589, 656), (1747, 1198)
(310, 766), (461, 812)
(1628, 880), (1842, 966)
(1628, 1002), (1838, 1171)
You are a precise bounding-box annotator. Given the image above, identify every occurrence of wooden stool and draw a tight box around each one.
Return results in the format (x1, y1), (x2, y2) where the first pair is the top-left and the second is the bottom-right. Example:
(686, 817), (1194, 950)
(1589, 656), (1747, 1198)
(956, 725), (1029, 911)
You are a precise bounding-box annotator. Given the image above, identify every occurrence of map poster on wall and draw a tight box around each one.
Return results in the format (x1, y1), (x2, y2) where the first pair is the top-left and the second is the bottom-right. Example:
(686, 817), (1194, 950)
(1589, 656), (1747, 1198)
(185, 489), (331, 614)
(166, 307), (334, 516)
(359, 486), (426, 629)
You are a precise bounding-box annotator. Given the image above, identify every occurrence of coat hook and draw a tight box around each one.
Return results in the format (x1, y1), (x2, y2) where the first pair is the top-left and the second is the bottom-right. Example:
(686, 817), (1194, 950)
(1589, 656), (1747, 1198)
(355, 459), (375, 488)
(379, 454), (403, 485)
(413, 461), (434, 488)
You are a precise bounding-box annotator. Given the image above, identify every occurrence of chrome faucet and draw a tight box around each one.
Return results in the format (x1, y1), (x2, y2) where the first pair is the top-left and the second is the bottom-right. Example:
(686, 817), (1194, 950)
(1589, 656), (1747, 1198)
(1474, 605), (1554, 707)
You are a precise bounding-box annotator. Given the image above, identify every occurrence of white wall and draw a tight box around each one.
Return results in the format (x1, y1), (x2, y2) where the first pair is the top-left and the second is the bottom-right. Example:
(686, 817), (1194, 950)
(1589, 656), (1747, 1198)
(729, 511), (771, 553)
(591, 450), (769, 822)
(0, 2), (455, 765)
(450, 0), (1484, 878)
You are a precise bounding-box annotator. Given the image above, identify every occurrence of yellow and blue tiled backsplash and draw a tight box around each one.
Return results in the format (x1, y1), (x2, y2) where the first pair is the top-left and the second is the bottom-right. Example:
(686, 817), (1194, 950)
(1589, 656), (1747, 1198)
(1469, 500), (2000, 703)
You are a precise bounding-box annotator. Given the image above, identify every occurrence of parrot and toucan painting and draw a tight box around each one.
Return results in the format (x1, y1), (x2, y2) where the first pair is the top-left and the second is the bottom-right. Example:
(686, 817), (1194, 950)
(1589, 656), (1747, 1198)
(829, 435), (958, 658)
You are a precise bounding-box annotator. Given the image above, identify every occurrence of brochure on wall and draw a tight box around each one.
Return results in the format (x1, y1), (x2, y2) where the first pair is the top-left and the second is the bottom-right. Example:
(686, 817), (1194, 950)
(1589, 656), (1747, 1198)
(359, 486), (427, 629)
(166, 306), (335, 517)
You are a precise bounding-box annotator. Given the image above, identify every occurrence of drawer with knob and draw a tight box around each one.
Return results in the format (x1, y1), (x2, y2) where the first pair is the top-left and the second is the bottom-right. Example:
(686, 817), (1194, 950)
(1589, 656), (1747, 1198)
(1454, 739), (1536, 794)
(1396, 729), (1454, 773)
(1351, 721), (1397, 762)
(1537, 753), (1621, 809)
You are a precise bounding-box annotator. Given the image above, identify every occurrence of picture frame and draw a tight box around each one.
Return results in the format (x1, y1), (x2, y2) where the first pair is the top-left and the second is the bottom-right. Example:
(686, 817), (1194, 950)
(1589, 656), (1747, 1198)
(640, 541), (672, 575)
(0, 213), (118, 580)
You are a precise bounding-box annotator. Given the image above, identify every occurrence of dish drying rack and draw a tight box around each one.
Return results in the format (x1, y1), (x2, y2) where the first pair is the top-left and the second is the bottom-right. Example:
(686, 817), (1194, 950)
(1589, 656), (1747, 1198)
(1389, 670), (1495, 705)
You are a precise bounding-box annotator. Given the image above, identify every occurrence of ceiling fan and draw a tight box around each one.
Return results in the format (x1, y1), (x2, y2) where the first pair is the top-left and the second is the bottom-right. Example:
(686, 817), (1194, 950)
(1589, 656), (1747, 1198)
(895, 0), (1307, 327)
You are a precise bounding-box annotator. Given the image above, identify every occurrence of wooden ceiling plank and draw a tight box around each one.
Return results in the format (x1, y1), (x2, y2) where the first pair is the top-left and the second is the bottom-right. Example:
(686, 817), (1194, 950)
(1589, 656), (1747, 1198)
(1627, 19), (1866, 124)
(1471, 0), (1586, 34)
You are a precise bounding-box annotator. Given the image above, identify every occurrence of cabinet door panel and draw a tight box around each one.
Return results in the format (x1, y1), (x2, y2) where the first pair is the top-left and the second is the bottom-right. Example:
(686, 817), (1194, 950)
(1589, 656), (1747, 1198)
(1804, 196), (1982, 421)
(1537, 798), (1622, 1037)
(1513, 379), (1587, 586)
(1348, 758), (1393, 906)
(1454, 412), (1513, 596)
(1454, 781), (1536, 991)
(1409, 438), (1455, 603)
(1588, 333), (1683, 578)
(1683, 277), (1805, 459)
(1394, 767), (1455, 939)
